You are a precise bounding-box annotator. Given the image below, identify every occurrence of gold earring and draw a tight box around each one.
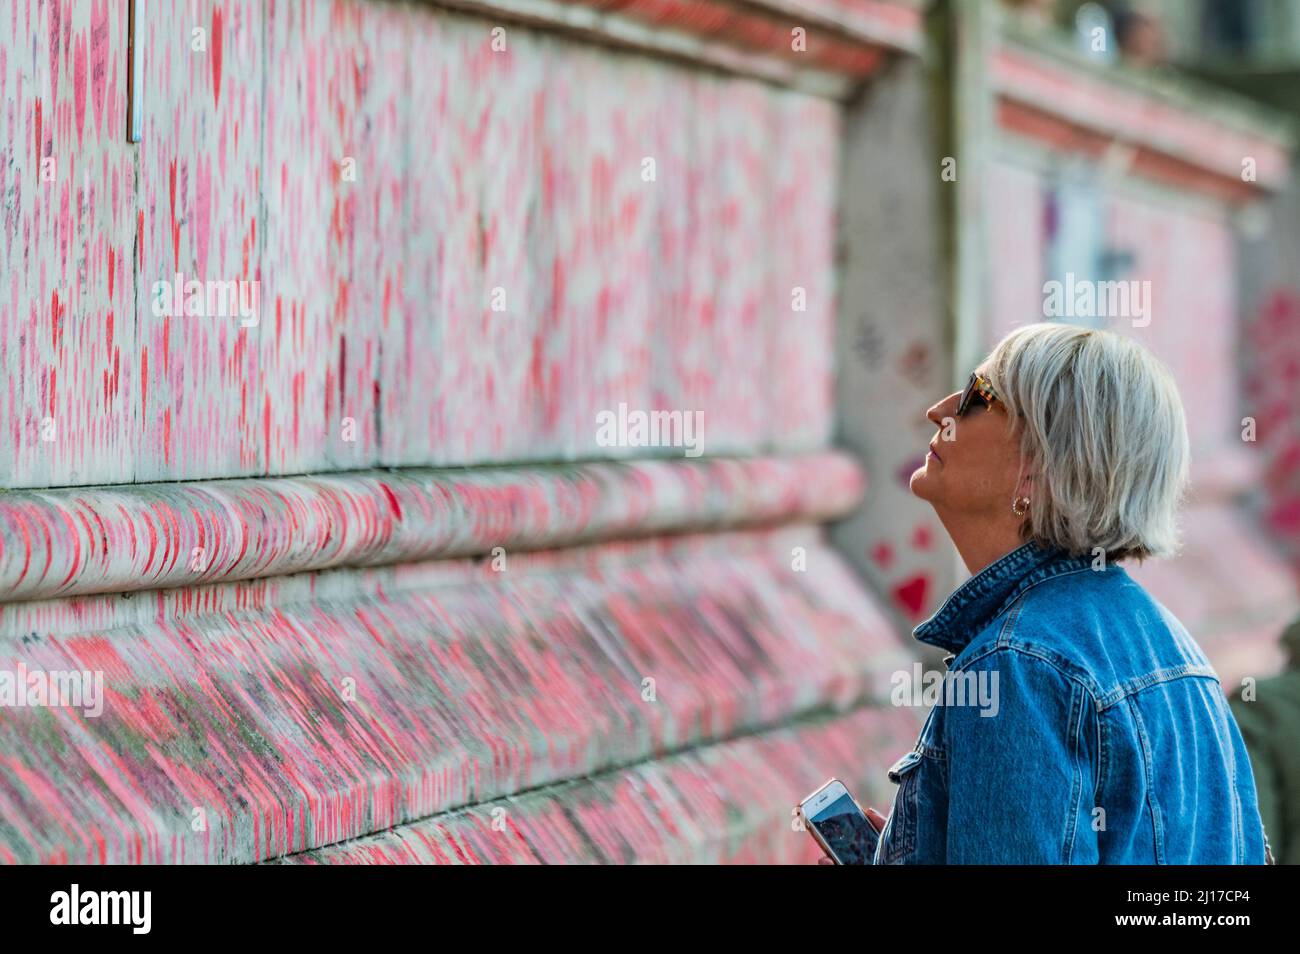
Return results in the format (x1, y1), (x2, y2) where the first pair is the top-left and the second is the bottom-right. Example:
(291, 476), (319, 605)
(1012, 496), (1030, 517)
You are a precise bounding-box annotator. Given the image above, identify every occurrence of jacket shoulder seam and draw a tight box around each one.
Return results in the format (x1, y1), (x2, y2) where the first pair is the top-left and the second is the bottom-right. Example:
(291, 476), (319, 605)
(953, 642), (1104, 715)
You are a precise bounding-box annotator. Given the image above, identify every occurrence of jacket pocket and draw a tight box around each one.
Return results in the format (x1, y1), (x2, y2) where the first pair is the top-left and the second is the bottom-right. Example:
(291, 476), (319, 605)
(880, 750), (923, 863)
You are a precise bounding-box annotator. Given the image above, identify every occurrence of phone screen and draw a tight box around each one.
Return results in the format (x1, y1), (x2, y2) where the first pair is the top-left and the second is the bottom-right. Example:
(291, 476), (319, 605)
(808, 792), (880, 864)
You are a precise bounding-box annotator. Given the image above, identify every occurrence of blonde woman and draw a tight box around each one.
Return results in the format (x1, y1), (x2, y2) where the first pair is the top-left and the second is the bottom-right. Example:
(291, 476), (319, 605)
(865, 323), (1272, 864)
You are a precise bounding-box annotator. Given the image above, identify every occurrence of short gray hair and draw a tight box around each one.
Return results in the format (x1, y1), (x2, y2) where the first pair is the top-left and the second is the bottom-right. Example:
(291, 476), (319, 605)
(985, 322), (1189, 562)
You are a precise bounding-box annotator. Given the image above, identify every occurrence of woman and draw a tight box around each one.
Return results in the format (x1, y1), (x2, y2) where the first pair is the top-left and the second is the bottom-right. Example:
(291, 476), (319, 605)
(866, 322), (1272, 864)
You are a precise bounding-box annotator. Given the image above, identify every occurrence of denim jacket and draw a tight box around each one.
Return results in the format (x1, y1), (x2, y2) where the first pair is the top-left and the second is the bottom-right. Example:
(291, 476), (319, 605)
(872, 541), (1272, 864)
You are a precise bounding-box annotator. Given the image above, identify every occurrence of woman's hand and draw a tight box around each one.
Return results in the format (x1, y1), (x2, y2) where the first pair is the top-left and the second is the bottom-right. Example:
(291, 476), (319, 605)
(815, 807), (889, 864)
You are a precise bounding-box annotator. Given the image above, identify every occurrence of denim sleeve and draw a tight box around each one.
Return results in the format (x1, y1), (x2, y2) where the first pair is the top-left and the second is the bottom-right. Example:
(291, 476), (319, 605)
(944, 648), (1099, 864)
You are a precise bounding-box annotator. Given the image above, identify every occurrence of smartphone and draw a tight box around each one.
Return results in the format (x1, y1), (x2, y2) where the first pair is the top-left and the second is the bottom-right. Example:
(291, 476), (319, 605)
(799, 778), (879, 865)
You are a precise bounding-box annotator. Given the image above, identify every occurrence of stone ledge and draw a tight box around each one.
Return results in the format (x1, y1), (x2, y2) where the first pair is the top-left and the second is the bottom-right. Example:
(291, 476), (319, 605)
(268, 701), (923, 864)
(0, 453), (864, 602)
(0, 525), (906, 863)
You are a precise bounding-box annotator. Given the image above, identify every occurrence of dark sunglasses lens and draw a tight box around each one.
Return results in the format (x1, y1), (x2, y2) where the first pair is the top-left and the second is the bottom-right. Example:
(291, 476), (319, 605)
(957, 374), (976, 416)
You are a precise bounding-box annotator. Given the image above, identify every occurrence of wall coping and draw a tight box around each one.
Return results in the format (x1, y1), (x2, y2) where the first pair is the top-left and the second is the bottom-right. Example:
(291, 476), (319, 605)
(418, 0), (924, 97)
(993, 25), (1295, 198)
(0, 453), (864, 602)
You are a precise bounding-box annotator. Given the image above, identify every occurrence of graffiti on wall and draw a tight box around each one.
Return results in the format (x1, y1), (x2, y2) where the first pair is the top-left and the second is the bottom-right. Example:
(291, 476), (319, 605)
(1, 0), (841, 488)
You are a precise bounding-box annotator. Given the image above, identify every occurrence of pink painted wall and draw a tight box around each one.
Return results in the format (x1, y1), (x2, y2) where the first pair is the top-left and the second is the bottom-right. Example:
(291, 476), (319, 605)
(0, 0), (137, 485)
(1105, 193), (1238, 462)
(984, 161), (1045, 343)
(1, 0), (919, 865)
(2, 0), (840, 488)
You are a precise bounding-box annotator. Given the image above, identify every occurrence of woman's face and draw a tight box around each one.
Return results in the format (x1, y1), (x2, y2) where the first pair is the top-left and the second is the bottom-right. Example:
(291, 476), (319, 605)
(909, 366), (1026, 521)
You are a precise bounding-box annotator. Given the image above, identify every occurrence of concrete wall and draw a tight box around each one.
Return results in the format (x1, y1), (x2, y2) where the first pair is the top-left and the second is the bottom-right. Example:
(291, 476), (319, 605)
(2, 0), (843, 488)
(831, 53), (955, 634)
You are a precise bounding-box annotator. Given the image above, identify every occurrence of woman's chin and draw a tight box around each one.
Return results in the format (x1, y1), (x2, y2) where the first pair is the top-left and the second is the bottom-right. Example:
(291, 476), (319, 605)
(908, 466), (933, 500)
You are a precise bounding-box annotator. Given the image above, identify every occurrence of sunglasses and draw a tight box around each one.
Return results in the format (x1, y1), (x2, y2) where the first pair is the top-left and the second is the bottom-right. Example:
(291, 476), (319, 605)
(955, 372), (1000, 417)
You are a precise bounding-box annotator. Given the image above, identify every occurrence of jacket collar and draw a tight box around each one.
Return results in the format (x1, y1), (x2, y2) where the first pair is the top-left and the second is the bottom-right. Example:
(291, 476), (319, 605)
(913, 541), (1092, 655)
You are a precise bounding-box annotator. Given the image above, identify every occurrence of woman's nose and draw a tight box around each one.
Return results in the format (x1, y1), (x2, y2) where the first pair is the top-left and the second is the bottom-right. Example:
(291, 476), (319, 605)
(927, 392), (959, 426)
